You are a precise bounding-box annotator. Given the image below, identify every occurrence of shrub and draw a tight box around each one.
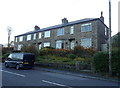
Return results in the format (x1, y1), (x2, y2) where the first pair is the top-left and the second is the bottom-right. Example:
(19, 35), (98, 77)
(93, 52), (109, 73)
(67, 54), (76, 60)
(73, 46), (95, 58)
(111, 49), (120, 76)
(21, 44), (38, 56)
(2, 53), (10, 62)
(93, 50), (120, 77)
(39, 47), (50, 56)
(73, 46), (85, 57)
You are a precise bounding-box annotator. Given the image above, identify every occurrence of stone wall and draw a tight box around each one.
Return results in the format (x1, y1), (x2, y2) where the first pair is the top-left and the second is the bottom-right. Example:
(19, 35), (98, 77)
(14, 20), (107, 51)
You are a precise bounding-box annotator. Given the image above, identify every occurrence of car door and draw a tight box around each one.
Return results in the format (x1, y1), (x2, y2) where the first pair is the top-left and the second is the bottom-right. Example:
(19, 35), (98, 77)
(11, 53), (18, 67)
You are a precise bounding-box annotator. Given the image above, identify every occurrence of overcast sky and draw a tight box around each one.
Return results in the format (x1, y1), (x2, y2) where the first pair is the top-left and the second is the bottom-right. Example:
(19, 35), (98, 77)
(0, 0), (119, 45)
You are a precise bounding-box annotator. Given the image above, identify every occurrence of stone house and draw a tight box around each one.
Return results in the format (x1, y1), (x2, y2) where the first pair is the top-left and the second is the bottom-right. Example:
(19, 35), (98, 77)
(14, 13), (109, 51)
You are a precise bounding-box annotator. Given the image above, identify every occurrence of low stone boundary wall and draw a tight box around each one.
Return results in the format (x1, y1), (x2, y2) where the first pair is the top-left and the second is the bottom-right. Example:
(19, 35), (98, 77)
(35, 62), (91, 71)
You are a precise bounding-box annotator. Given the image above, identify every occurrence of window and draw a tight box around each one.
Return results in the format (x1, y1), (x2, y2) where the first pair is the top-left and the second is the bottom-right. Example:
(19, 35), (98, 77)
(70, 26), (74, 34)
(70, 40), (75, 49)
(56, 40), (64, 49)
(27, 34), (31, 41)
(8, 54), (12, 58)
(81, 23), (92, 32)
(39, 32), (41, 39)
(81, 38), (92, 48)
(105, 27), (107, 36)
(44, 42), (50, 47)
(44, 31), (50, 38)
(57, 28), (64, 36)
(33, 34), (36, 40)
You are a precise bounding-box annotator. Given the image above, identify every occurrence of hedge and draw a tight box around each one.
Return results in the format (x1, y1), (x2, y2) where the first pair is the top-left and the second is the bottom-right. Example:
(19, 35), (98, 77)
(93, 49), (120, 77)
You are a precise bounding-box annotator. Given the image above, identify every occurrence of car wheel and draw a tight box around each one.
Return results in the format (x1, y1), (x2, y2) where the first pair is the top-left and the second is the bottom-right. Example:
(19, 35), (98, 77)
(16, 65), (20, 70)
(5, 63), (9, 68)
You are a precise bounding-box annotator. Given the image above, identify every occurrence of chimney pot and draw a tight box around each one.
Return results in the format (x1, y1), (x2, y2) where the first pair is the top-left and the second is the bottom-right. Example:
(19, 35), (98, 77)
(62, 18), (68, 24)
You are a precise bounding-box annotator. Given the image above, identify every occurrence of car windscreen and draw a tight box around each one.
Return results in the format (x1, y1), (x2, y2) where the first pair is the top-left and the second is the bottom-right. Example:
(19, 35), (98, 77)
(23, 54), (35, 62)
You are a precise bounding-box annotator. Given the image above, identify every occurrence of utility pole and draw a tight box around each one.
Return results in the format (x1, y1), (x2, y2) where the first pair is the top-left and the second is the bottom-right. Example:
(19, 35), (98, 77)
(109, 0), (112, 76)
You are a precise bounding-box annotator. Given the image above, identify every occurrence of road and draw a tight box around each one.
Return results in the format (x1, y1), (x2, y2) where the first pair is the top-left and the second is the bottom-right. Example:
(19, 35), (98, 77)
(1, 63), (119, 88)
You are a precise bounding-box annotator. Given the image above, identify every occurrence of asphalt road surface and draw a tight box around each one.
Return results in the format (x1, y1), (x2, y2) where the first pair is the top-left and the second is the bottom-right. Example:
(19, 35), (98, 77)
(1, 63), (119, 88)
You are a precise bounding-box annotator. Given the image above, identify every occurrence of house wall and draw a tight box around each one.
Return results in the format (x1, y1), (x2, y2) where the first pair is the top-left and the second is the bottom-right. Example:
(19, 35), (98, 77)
(14, 20), (108, 51)
(97, 20), (109, 51)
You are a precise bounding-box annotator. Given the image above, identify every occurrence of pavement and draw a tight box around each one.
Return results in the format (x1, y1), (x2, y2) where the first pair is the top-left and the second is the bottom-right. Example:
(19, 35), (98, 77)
(35, 66), (120, 84)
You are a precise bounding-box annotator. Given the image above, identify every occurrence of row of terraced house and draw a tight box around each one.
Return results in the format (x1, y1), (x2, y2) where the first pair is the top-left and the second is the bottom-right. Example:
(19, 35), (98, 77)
(14, 12), (109, 51)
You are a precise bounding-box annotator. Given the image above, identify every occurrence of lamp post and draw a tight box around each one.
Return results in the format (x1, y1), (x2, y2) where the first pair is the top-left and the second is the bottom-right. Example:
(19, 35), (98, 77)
(109, 0), (112, 76)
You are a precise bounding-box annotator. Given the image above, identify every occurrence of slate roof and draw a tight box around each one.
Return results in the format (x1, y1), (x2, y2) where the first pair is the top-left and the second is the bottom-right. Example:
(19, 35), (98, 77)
(15, 18), (108, 37)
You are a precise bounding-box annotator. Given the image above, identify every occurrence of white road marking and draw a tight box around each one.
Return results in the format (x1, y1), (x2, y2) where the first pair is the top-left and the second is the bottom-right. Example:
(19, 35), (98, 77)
(42, 80), (72, 88)
(0, 70), (26, 77)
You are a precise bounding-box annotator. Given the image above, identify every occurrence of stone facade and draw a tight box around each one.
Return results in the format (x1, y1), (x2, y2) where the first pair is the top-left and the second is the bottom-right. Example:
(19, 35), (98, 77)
(14, 17), (109, 51)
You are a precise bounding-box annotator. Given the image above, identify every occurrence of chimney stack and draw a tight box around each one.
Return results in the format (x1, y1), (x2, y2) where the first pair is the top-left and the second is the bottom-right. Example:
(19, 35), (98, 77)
(100, 11), (104, 23)
(34, 25), (40, 31)
(62, 18), (68, 24)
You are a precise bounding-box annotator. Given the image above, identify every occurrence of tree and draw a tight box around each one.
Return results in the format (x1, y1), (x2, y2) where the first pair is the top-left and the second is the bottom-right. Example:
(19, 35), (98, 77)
(7, 26), (12, 48)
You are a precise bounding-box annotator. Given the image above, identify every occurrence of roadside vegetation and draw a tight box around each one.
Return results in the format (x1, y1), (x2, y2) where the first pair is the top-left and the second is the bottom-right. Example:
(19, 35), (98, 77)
(21, 45), (94, 66)
(93, 49), (120, 77)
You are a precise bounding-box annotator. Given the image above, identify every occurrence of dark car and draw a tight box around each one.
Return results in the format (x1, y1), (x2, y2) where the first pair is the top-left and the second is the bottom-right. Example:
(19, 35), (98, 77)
(4, 53), (35, 70)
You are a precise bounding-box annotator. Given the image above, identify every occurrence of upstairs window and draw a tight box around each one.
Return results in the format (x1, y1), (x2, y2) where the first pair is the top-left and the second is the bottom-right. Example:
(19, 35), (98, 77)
(44, 31), (50, 38)
(33, 33), (36, 40)
(57, 28), (64, 36)
(81, 38), (92, 48)
(70, 26), (74, 34)
(39, 32), (42, 39)
(81, 23), (92, 32)
(19, 36), (23, 42)
(27, 34), (31, 41)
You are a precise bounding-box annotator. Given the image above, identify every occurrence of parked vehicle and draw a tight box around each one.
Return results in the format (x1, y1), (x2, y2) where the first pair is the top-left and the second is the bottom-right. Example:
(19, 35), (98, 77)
(4, 53), (35, 70)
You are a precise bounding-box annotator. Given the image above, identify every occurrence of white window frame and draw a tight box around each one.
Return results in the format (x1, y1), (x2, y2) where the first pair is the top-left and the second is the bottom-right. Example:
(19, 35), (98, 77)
(44, 31), (50, 38)
(43, 42), (50, 47)
(57, 28), (64, 36)
(81, 23), (92, 32)
(33, 33), (36, 40)
(27, 34), (31, 41)
(70, 26), (74, 34)
(81, 38), (92, 48)
(39, 32), (42, 39)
